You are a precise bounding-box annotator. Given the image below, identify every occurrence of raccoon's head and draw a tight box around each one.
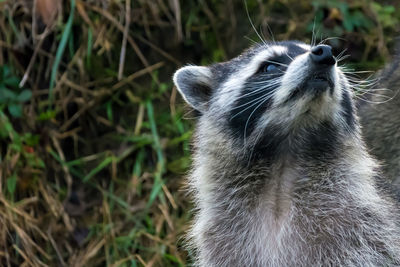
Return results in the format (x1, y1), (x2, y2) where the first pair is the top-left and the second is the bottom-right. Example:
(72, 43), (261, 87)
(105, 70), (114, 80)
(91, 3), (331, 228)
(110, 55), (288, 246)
(173, 41), (355, 162)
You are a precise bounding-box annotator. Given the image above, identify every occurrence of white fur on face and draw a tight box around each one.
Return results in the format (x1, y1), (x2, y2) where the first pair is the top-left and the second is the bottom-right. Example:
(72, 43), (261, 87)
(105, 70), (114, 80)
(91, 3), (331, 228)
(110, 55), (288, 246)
(271, 52), (343, 124)
(210, 43), (349, 148)
(296, 43), (311, 51)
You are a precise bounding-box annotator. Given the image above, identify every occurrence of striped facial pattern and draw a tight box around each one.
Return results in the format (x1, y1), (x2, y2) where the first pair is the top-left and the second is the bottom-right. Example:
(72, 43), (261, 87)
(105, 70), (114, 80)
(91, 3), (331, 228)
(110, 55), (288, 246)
(174, 41), (355, 161)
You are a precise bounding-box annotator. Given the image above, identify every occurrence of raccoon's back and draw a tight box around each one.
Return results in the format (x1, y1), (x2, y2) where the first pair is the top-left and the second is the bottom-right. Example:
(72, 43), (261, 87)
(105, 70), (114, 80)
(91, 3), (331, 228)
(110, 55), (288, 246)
(359, 50), (400, 185)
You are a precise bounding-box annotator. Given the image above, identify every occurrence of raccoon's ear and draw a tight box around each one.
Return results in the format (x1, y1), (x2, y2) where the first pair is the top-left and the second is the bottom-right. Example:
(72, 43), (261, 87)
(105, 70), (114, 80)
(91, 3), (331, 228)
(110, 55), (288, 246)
(173, 66), (213, 113)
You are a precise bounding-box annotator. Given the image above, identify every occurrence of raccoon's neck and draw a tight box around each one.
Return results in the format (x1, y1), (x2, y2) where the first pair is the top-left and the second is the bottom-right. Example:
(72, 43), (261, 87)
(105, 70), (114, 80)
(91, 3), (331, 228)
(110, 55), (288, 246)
(191, 136), (400, 266)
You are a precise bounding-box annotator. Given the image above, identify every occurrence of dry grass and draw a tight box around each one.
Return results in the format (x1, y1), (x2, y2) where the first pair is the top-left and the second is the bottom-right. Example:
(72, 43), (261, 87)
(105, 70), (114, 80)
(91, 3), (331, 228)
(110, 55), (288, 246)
(0, 0), (398, 266)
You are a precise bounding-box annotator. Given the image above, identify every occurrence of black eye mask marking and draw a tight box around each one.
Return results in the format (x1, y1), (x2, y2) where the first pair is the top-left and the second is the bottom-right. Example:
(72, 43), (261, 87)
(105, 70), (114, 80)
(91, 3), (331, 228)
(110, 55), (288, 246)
(229, 53), (294, 141)
(227, 43), (311, 143)
(228, 76), (280, 141)
(256, 54), (292, 74)
(216, 42), (355, 164)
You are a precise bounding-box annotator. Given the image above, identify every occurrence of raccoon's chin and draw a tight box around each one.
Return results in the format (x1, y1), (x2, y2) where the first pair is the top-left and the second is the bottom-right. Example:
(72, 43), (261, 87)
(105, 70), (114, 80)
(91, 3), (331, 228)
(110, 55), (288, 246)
(285, 74), (335, 103)
(306, 76), (334, 93)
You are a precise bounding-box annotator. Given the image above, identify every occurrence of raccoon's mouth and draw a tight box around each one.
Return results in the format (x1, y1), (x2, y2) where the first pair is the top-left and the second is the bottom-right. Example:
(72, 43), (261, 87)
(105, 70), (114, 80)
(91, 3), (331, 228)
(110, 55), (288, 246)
(287, 73), (334, 101)
(313, 75), (329, 82)
(307, 73), (334, 91)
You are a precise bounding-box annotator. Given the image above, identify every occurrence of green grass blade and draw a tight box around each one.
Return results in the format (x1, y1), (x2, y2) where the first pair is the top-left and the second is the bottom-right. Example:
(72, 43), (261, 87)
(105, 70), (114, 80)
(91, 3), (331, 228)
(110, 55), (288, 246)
(86, 27), (93, 68)
(83, 156), (114, 183)
(48, 0), (76, 104)
(145, 100), (165, 208)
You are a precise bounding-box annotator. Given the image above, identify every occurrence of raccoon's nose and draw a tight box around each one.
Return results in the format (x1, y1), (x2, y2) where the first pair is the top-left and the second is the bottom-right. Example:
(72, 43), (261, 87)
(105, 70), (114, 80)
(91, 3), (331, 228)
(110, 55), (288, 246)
(310, 45), (336, 65)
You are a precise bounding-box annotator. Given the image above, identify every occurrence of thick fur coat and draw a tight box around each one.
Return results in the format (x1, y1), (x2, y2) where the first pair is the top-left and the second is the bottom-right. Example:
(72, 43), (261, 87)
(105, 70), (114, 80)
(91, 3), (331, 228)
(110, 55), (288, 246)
(174, 41), (400, 266)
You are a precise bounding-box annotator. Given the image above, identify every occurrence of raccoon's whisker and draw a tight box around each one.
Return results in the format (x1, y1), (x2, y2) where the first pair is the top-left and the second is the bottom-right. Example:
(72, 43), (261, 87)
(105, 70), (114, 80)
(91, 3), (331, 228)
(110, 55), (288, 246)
(260, 24), (276, 45)
(337, 55), (350, 62)
(263, 21), (276, 44)
(239, 83), (280, 99)
(336, 48), (348, 59)
(319, 36), (346, 45)
(216, 79), (280, 99)
(350, 85), (378, 93)
(359, 92), (393, 99)
(245, 0), (267, 45)
(341, 70), (374, 74)
(347, 79), (378, 85)
(336, 50), (349, 63)
(336, 55), (349, 63)
(230, 94), (276, 120)
(347, 79), (380, 90)
(250, 78), (282, 84)
(213, 82), (280, 109)
(338, 68), (355, 73)
(319, 31), (324, 46)
(263, 60), (289, 67)
(351, 85), (381, 92)
(354, 89), (394, 99)
(337, 115), (353, 137)
(248, 123), (266, 165)
(245, 84), (281, 93)
(338, 64), (352, 72)
(285, 52), (294, 61)
(230, 92), (276, 121)
(341, 74), (373, 81)
(353, 91), (398, 104)
(343, 73), (380, 89)
(237, 90), (276, 103)
(347, 79), (380, 88)
(247, 76), (284, 83)
(361, 88), (393, 93)
(260, 25), (268, 43)
(353, 95), (383, 104)
(243, 93), (273, 144)
(231, 91), (276, 111)
(240, 85), (279, 98)
(352, 86), (383, 94)
(344, 73), (375, 80)
(247, 78), (282, 86)
(314, 24), (322, 47)
(338, 66), (373, 75)
(244, 85), (280, 93)
(352, 87), (394, 97)
(345, 74), (377, 82)
(337, 57), (350, 63)
(244, 36), (259, 45)
(230, 98), (268, 122)
(344, 78), (378, 87)
(273, 69), (287, 75)
(311, 18), (317, 47)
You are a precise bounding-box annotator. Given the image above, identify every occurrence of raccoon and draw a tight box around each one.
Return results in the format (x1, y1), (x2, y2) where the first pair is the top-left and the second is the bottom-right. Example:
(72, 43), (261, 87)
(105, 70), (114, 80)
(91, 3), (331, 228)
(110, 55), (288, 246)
(173, 41), (400, 266)
(359, 47), (400, 186)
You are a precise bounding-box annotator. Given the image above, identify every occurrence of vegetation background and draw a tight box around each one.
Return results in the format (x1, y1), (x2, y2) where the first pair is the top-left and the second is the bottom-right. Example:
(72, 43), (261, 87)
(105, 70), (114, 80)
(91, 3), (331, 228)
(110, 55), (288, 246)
(0, 0), (399, 266)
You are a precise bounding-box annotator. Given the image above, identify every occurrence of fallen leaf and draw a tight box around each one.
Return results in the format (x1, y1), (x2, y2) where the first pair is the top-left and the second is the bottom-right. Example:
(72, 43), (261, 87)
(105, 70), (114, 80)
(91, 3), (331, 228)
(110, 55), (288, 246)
(36, 0), (59, 26)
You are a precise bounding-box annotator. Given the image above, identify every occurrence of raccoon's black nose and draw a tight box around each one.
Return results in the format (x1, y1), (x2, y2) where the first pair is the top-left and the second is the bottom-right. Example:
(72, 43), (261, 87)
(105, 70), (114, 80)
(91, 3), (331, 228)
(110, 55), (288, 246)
(310, 45), (336, 65)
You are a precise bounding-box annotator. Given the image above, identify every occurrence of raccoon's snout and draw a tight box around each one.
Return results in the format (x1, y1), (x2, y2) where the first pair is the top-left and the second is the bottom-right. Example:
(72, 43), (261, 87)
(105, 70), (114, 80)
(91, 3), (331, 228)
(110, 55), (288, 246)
(303, 45), (336, 93)
(310, 45), (336, 66)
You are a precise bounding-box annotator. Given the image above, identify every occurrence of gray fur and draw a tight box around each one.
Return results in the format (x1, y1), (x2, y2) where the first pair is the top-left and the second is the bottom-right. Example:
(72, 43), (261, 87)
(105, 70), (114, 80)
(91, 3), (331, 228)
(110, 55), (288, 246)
(359, 47), (400, 186)
(174, 41), (400, 266)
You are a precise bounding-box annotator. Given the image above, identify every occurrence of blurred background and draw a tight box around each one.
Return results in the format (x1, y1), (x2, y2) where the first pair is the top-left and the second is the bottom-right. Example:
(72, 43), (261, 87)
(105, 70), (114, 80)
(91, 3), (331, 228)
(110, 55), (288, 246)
(0, 0), (399, 266)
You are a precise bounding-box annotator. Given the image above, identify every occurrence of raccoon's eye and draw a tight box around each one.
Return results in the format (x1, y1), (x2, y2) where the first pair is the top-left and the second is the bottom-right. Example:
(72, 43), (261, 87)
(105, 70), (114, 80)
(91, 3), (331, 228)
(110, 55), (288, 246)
(262, 63), (278, 72)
